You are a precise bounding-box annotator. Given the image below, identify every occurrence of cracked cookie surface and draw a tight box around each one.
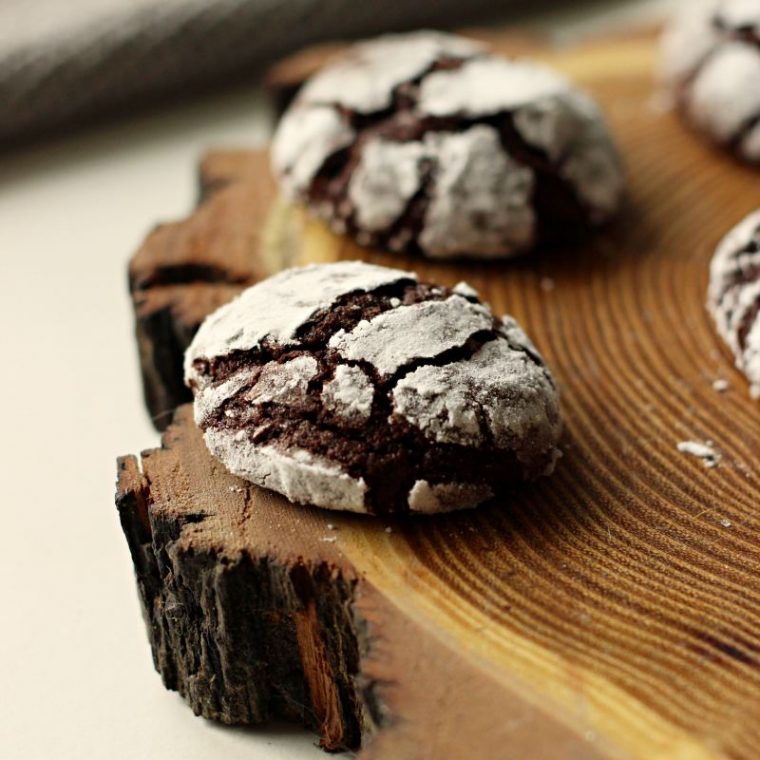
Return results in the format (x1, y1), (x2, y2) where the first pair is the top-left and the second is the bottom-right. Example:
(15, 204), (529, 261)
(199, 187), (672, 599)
(271, 30), (624, 260)
(185, 261), (562, 515)
(661, 0), (760, 163)
(709, 210), (760, 398)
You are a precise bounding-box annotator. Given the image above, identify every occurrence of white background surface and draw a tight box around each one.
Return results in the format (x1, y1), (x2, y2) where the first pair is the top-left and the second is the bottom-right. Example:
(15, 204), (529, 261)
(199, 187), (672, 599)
(0, 1), (675, 758)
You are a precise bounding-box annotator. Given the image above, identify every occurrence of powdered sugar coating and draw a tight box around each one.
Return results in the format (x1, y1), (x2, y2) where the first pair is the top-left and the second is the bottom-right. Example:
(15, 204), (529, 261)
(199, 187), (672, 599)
(498, 314), (542, 357)
(246, 356), (318, 405)
(322, 365), (374, 422)
(329, 294), (493, 375)
(185, 261), (414, 390)
(421, 59), (623, 212)
(744, 311), (760, 395)
(392, 331), (562, 469)
(204, 431), (369, 512)
(272, 106), (356, 199)
(408, 480), (493, 514)
(348, 140), (426, 232)
(272, 30), (623, 260)
(708, 209), (760, 397)
(299, 31), (482, 113)
(689, 46), (760, 143)
(708, 210), (760, 305)
(418, 57), (566, 116)
(186, 262), (562, 514)
(193, 366), (258, 426)
(661, 1), (721, 84)
(661, 0), (760, 162)
(193, 357), (318, 431)
(418, 126), (536, 258)
(719, 0), (760, 29)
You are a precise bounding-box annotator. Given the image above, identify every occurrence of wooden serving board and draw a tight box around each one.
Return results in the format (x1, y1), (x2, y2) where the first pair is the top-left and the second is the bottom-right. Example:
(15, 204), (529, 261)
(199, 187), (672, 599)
(120, 30), (760, 759)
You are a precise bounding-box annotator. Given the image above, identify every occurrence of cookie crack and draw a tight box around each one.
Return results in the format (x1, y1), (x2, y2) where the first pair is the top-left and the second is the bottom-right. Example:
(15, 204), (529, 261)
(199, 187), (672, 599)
(737, 298), (760, 354)
(713, 14), (760, 48)
(191, 281), (433, 386)
(312, 53), (477, 132)
(199, 321), (524, 515)
(717, 261), (760, 313)
(314, 111), (586, 249)
(201, 321), (496, 435)
(382, 327), (499, 395)
(293, 279), (430, 344)
(713, 226), (760, 316)
(303, 54), (478, 204)
(301, 43), (596, 248)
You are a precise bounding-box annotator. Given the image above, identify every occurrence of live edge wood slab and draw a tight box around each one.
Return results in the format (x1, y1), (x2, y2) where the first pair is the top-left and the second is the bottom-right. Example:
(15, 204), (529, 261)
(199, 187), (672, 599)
(119, 30), (760, 759)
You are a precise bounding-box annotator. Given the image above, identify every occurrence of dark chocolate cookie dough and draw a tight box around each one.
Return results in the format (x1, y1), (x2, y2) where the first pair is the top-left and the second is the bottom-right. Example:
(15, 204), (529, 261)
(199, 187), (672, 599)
(185, 261), (562, 515)
(271, 31), (624, 260)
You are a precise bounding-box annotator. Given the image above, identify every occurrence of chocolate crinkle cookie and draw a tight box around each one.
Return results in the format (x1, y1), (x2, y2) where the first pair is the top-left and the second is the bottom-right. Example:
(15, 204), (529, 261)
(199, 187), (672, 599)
(709, 210), (760, 398)
(661, 0), (760, 163)
(271, 31), (624, 260)
(184, 261), (562, 515)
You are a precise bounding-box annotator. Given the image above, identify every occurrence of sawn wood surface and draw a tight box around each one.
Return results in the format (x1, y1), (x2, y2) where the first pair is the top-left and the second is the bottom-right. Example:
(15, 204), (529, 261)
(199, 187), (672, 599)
(119, 30), (760, 759)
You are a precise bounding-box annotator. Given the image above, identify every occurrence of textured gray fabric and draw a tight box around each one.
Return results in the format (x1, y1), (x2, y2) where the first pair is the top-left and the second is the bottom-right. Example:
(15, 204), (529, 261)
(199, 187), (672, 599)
(0, 0), (522, 144)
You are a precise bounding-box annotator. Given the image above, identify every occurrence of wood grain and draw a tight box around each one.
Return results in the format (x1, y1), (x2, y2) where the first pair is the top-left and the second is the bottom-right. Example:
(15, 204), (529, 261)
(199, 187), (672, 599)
(119, 30), (760, 758)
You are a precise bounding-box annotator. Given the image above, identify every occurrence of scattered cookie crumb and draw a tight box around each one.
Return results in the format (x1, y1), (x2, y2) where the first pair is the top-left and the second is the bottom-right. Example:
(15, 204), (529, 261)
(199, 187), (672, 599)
(712, 378), (729, 393)
(677, 440), (721, 468)
(228, 485), (244, 493)
(540, 277), (555, 292)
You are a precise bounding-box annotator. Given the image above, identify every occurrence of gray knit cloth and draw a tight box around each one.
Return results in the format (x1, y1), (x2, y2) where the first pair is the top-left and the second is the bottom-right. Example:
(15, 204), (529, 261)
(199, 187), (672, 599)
(1, 0), (525, 144)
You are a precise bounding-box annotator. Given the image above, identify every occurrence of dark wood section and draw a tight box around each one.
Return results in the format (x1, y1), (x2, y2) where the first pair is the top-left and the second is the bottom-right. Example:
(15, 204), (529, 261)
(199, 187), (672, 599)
(129, 151), (279, 428)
